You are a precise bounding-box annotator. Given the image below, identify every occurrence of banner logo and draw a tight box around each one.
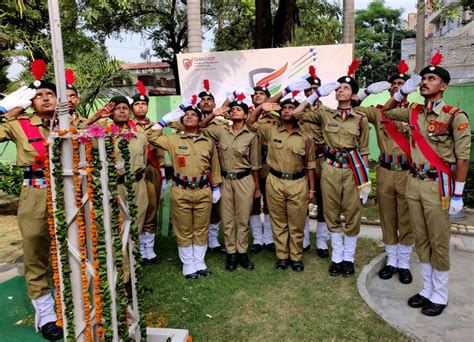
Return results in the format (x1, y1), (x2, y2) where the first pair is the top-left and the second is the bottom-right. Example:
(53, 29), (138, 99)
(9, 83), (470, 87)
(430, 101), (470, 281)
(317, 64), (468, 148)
(183, 59), (193, 70)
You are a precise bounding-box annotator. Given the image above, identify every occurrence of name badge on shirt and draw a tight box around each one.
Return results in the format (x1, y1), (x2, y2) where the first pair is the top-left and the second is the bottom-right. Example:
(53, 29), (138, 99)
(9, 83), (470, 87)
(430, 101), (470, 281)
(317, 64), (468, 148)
(178, 145), (188, 150)
(273, 139), (282, 143)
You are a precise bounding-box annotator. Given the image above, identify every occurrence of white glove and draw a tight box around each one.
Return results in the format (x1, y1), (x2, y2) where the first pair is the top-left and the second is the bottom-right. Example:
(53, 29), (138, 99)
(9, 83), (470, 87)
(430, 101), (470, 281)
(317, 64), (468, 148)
(357, 81), (391, 101)
(156, 108), (184, 128)
(0, 86), (36, 113)
(212, 186), (221, 204)
(316, 81), (340, 97)
(281, 80), (311, 96)
(449, 196), (463, 215)
(394, 74), (421, 102)
(227, 88), (253, 102)
(359, 182), (371, 205)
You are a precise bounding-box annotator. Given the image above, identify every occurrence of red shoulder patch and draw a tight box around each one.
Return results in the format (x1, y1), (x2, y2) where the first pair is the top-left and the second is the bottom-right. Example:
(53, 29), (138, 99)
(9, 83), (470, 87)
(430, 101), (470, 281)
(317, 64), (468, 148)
(442, 105), (461, 115)
(457, 122), (469, 131)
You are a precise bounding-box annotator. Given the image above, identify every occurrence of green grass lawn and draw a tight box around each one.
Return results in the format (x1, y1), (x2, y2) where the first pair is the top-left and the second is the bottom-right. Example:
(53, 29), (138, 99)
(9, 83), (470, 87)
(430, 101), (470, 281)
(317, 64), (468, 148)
(142, 233), (409, 341)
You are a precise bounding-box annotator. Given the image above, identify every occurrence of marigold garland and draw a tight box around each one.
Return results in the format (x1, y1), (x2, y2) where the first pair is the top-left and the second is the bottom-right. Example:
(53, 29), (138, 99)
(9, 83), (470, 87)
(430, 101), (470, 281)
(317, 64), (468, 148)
(44, 140), (63, 328)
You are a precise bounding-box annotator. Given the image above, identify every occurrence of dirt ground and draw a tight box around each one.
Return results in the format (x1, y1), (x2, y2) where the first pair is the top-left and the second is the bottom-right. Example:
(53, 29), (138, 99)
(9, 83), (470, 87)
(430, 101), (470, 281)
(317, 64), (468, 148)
(0, 215), (22, 263)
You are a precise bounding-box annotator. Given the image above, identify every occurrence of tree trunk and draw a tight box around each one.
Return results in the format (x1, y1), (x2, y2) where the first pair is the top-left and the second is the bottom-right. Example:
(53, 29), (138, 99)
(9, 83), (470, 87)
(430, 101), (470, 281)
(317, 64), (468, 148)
(170, 54), (181, 95)
(273, 0), (298, 47)
(415, 0), (426, 73)
(186, 0), (202, 52)
(255, 0), (273, 48)
(342, 0), (355, 55)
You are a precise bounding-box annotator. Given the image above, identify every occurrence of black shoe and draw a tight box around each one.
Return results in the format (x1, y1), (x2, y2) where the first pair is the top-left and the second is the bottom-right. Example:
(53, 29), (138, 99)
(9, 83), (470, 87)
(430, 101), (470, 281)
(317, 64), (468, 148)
(408, 293), (430, 308)
(265, 243), (276, 252)
(398, 268), (413, 284)
(185, 272), (199, 279)
(422, 300), (447, 316)
(250, 244), (263, 254)
(303, 245), (310, 253)
(275, 259), (289, 270)
(197, 269), (212, 277)
(40, 321), (63, 340)
(342, 261), (355, 276)
(237, 253), (255, 270)
(291, 261), (304, 272)
(142, 256), (161, 265)
(316, 248), (329, 258)
(329, 262), (343, 276)
(225, 253), (238, 272)
(378, 265), (397, 280)
(209, 246), (226, 254)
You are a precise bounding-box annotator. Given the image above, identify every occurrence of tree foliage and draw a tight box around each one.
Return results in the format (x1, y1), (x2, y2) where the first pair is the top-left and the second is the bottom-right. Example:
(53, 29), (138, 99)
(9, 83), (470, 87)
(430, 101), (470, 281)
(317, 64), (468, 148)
(355, 0), (412, 86)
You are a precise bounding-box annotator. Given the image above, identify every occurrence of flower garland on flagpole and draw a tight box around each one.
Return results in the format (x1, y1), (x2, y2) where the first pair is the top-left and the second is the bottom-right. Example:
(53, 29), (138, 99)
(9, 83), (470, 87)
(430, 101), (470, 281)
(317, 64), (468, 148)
(51, 136), (75, 336)
(71, 137), (92, 341)
(44, 140), (63, 328)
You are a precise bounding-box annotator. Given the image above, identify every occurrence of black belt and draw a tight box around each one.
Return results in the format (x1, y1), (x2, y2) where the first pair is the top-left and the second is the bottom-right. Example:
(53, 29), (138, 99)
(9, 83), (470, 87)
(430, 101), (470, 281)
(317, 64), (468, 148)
(269, 167), (305, 180)
(325, 152), (348, 164)
(117, 171), (145, 184)
(380, 161), (410, 171)
(410, 168), (438, 181)
(221, 169), (251, 180)
(172, 176), (210, 190)
(23, 170), (45, 179)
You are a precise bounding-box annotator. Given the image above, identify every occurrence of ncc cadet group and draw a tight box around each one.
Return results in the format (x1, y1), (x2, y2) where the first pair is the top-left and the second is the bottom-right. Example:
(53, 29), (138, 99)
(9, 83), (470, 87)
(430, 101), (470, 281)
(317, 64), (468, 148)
(0, 50), (470, 340)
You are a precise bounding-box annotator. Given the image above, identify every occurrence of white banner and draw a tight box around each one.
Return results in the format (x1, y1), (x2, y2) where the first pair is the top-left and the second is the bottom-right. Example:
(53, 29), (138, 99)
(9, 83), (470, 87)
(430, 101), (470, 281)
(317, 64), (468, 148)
(177, 44), (353, 108)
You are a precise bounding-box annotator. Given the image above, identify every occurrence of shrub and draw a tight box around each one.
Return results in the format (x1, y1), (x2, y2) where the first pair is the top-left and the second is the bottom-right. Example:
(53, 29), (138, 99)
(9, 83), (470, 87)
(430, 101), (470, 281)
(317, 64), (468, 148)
(0, 163), (23, 197)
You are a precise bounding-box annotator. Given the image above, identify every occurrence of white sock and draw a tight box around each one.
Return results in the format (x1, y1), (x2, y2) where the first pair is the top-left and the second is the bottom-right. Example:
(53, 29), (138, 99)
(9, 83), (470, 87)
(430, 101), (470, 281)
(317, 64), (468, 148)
(193, 244), (208, 272)
(397, 244), (413, 269)
(303, 216), (310, 248)
(141, 232), (157, 259)
(431, 268), (449, 305)
(249, 215), (263, 245)
(419, 262), (433, 299)
(178, 245), (197, 275)
(263, 214), (274, 244)
(330, 232), (344, 263)
(207, 223), (221, 248)
(385, 244), (398, 268)
(343, 235), (358, 262)
(31, 293), (57, 331)
(316, 222), (329, 249)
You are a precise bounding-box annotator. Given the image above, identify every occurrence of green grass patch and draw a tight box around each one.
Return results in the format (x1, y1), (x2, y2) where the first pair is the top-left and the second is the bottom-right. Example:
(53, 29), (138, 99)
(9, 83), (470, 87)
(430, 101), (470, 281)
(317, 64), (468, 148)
(363, 205), (380, 221)
(142, 235), (408, 341)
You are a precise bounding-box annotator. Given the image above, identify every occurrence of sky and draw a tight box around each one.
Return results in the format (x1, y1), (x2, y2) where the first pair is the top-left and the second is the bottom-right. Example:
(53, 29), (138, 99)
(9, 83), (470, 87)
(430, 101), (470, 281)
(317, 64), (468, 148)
(7, 0), (417, 79)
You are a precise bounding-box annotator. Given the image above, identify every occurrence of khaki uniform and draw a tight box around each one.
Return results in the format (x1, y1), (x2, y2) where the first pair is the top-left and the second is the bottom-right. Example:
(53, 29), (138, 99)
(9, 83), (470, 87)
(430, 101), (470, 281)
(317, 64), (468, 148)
(356, 106), (413, 246)
(204, 124), (261, 253)
(252, 121), (316, 262)
(384, 101), (471, 271)
(147, 130), (222, 247)
(133, 119), (165, 234)
(295, 107), (370, 237)
(0, 115), (51, 299)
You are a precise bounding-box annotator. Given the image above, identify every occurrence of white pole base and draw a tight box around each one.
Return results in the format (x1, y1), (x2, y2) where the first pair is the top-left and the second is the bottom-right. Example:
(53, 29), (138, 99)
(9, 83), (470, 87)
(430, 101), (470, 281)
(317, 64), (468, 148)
(146, 328), (189, 342)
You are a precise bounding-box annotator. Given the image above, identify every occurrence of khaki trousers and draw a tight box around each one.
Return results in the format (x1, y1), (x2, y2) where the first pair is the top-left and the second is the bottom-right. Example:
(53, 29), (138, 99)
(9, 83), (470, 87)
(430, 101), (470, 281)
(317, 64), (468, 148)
(17, 186), (51, 299)
(376, 166), (413, 245)
(320, 162), (362, 236)
(406, 176), (451, 271)
(143, 165), (162, 233)
(314, 158), (325, 222)
(220, 174), (255, 253)
(171, 186), (212, 247)
(266, 174), (307, 261)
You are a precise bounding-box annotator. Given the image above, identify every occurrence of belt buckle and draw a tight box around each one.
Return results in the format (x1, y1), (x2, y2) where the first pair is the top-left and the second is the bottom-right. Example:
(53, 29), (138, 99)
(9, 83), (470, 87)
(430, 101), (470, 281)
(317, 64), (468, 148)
(282, 172), (293, 180)
(227, 172), (237, 180)
(189, 181), (199, 190)
(392, 163), (402, 171)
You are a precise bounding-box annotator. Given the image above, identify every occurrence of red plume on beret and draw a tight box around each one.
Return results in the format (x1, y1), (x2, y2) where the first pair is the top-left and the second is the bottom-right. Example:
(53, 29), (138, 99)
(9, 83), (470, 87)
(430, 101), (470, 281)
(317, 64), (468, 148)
(309, 65), (317, 78)
(398, 60), (409, 74)
(203, 79), (210, 92)
(292, 90), (300, 98)
(65, 69), (75, 86)
(236, 93), (246, 101)
(136, 80), (146, 96)
(347, 59), (361, 76)
(191, 95), (198, 106)
(431, 51), (443, 66)
(264, 82), (270, 88)
(31, 59), (47, 81)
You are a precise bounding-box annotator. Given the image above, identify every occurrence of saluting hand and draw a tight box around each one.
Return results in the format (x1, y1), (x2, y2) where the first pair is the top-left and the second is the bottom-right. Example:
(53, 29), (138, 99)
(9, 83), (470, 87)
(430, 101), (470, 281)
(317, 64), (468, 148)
(261, 102), (280, 112)
(94, 102), (115, 119)
(394, 74), (422, 101)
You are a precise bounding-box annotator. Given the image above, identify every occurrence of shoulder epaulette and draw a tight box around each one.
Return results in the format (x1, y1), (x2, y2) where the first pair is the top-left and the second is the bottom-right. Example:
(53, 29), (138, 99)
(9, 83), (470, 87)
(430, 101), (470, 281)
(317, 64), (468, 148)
(409, 102), (423, 110)
(442, 105), (461, 116)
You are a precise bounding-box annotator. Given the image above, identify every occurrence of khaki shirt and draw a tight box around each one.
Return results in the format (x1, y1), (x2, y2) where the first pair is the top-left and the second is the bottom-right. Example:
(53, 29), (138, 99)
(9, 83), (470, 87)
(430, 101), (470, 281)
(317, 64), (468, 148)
(115, 130), (148, 175)
(0, 115), (49, 167)
(355, 106), (410, 156)
(384, 100), (471, 164)
(203, 124), (261, 172)
(294, 107), (370, 155)
(133, 118), (165, 166)
(147, 130), (222, 184)
(251, 121), (316, 173)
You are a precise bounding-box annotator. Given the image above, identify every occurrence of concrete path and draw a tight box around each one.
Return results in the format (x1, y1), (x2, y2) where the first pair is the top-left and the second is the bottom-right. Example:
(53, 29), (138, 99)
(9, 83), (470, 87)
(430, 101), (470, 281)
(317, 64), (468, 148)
(355, 224), (474, 342)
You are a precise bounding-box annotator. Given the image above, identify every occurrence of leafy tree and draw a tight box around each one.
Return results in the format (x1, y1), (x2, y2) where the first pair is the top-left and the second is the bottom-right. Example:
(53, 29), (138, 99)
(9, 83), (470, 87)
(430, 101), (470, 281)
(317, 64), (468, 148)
(355, 0), (411, 86)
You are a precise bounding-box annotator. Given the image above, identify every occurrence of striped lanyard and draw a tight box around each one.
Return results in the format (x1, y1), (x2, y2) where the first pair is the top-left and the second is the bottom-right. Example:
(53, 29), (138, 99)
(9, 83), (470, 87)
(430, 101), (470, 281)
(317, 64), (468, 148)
(337, 106), (351, 121)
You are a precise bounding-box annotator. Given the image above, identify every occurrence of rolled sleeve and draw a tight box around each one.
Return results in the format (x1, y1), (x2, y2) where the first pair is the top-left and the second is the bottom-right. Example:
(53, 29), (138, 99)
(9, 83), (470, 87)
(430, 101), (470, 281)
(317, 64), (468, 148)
(453, 113), (471, 160)
(249, 135), (262, 171)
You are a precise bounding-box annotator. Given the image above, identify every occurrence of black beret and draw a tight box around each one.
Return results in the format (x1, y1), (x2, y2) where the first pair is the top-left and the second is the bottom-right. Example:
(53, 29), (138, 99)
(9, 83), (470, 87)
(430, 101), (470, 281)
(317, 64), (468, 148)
(198, 91), (215, 100)
(336, 75), (359, 94)
(419, 65), (451, 84)
(131, 93), (149, 104)
(66, 84), (79, 96)
(30, 80), (57, 95)
(280, 98), (301, 108)
(305, 76), (321, 89)
(229, 100), (249, 114)
(180, 105), (202, 122)
(110, 96), (131, 108)
(253, 85), (271, 98)
(388, 73), (410, 83)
